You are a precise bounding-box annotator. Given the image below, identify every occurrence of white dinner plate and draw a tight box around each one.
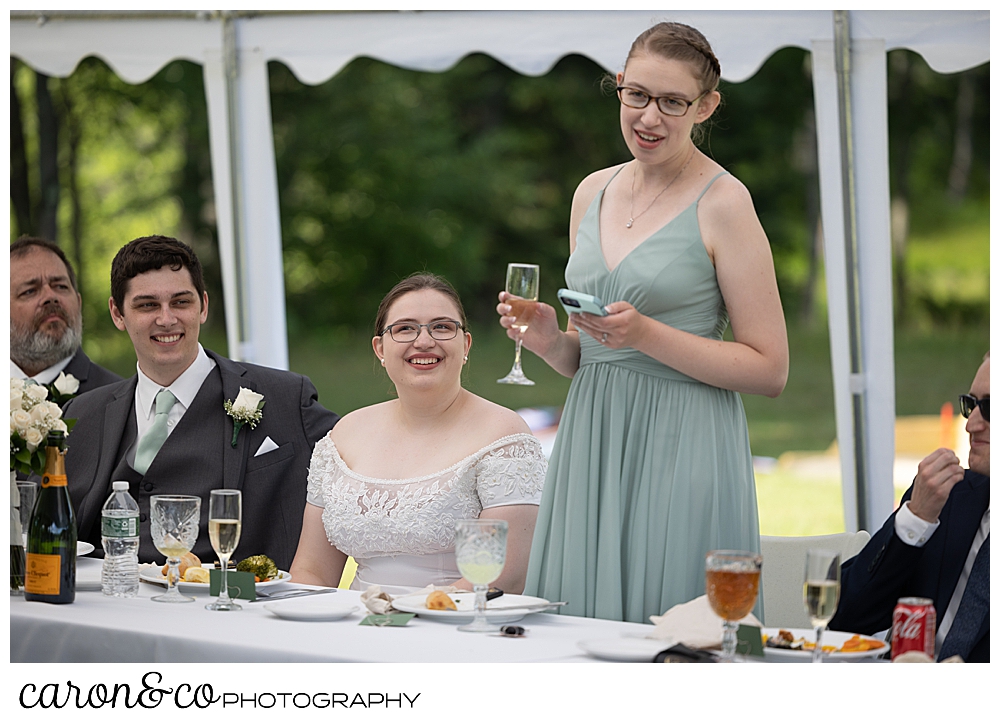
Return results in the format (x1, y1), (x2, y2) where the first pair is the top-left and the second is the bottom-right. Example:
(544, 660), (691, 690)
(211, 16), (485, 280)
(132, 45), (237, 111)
(761, 627), (888, 662)
(139, 565), (292, 593)
(75, 557), (104, 591)
(577, 637), (677, 662)
(391, 593), (552, 624)
(264, 600), (359, 622)
(77, 541), (95, 556)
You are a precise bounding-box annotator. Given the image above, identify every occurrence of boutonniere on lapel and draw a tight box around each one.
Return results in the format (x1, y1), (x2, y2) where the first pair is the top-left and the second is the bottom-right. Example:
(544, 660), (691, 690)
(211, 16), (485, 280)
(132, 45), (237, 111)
(224, 387), (265, 448)
(46, 372), (81, 406)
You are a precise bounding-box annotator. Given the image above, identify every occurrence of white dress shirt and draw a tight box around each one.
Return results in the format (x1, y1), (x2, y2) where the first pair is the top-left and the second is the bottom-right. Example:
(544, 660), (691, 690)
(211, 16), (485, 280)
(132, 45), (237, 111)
(128, 345), (216, 467)
(10, 355), (74, 385)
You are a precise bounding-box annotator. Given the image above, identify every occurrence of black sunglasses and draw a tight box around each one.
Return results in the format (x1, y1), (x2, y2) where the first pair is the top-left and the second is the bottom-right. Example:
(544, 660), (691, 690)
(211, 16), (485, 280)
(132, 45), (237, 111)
(959, 394), (989, 422)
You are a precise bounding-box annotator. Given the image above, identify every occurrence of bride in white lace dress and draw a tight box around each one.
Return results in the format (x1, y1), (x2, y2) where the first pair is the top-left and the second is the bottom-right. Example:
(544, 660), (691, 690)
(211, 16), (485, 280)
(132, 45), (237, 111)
(290, 274), (547, 594)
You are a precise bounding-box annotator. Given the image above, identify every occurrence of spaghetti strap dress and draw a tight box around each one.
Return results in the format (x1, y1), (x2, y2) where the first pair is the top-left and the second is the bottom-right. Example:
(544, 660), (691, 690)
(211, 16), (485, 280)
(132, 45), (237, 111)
(523, 170), (761, 623)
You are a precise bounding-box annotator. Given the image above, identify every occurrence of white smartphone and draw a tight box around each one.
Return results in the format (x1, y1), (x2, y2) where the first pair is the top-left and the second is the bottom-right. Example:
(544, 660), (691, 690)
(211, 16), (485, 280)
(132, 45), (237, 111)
(557, 288), (608, 317)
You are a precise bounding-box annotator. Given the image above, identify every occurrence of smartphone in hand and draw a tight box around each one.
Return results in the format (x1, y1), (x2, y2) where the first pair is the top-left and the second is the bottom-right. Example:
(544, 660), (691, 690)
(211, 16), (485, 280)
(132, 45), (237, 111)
(557, 288), (608, 317)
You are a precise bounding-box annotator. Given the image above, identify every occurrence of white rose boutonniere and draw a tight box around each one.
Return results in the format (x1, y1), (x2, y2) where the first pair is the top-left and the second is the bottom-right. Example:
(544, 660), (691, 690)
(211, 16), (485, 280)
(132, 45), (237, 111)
(224, 387), (266, 448)
(47, 372), (81, 405)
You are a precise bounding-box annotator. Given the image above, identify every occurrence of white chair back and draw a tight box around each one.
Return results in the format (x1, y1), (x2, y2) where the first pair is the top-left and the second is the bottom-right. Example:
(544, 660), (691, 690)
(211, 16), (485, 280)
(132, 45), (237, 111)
(759, 531), (871, 628)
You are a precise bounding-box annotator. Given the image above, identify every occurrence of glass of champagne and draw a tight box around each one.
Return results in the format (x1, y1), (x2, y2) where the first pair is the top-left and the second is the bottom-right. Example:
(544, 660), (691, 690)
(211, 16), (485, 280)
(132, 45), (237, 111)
(803, 548), (841, 663)
(705, 550), (762, 662)
(206, 489), (242, 611)
(497, 263), (539, 385)
(454, 519), (508, 632)
(149, 495), (201, 603)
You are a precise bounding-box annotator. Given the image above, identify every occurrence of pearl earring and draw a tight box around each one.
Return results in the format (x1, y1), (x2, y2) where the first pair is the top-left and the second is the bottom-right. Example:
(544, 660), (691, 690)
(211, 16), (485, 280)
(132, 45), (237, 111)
(464, 355), (469, 363)
(380, 358), (386, 366)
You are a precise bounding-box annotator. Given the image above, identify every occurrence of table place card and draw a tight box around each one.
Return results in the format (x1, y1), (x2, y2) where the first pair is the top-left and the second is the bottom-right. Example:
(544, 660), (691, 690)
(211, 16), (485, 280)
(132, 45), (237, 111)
(736, 624), (765, 658)
(360, 613), (415, 626)
(209, 569), (256, 600)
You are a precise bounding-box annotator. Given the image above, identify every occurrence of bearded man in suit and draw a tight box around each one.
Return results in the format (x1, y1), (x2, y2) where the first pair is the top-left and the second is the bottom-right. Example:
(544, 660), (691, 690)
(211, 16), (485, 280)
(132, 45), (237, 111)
(830, 354), (989, 662)
(10, 237), (122, 402)
(64, 236), (339, 570)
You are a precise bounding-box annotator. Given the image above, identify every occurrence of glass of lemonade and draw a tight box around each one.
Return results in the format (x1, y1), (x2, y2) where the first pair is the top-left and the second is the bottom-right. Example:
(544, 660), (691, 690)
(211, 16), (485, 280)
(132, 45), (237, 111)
(454, 519), (508, 632)
(705, 550), (762, 661)
(206, 489), (242, 611)
(803, 548), (841, 663)
(149, 495), (201, 603)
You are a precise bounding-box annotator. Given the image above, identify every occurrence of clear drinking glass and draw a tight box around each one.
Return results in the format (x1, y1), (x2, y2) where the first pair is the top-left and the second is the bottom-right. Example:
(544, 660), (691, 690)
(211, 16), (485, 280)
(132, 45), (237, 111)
(206, 489), (242, 611)
(705, 549), (762, 662)
(497, 263), (539, 385)
(17, 480), (37, 548)
(454, 519), (508, 632)
(149, 495), (201, 603)
(803, 548), (841, 663)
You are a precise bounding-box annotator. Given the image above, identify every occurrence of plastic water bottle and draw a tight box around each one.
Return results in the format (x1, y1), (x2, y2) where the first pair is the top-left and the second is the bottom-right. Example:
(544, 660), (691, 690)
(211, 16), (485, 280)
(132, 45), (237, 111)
(101, 481), (140, 598)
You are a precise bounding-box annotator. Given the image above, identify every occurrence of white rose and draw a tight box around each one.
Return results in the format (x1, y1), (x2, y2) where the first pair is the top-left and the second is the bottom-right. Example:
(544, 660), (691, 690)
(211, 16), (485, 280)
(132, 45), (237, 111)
(232, 387), (264, 415)
(24, 383), (48, 403)
(51, 418), (69, 434)
(11, 409), (32, 435)
(44, 401), (63, 420)
(53, 372), (80, 396)
(29, 404), (52, 427)
(11, 387), (23, 412)
(24, 427), (44, 451)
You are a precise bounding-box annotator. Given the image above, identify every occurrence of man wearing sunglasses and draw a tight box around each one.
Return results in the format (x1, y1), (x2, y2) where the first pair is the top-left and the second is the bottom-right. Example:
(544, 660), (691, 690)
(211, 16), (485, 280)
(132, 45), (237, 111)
(830, 353), (989, 662)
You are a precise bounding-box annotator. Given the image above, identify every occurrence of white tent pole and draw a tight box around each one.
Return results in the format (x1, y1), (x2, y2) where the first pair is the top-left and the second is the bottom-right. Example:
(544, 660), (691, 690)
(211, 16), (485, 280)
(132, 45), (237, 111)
(813, 12), (896, 533)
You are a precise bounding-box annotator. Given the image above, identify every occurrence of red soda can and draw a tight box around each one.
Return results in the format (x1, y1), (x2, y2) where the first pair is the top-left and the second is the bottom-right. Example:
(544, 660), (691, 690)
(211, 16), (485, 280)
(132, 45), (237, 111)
(891, 597), (936, 659)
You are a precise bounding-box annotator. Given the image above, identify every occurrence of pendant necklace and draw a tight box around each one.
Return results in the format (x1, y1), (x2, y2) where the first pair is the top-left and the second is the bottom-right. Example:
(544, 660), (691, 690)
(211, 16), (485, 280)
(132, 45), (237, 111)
(626, 149), (695, 229)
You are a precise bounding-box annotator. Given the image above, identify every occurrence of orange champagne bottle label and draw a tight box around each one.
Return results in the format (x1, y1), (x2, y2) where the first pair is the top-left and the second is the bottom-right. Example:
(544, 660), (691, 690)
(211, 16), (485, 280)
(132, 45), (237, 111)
(41, 473), (68, 488)
(25, 553), (63, 595)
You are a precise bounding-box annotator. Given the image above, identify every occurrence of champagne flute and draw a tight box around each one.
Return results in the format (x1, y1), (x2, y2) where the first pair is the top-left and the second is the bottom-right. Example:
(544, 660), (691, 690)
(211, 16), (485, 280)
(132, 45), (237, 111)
(206, 489), (242, 611)
(454, 519), (508, 632)
(803, 548), (841, 663)
(705, 550), (762, 662)
(497, 263), (539, 385)
(149, 495), (201, 603)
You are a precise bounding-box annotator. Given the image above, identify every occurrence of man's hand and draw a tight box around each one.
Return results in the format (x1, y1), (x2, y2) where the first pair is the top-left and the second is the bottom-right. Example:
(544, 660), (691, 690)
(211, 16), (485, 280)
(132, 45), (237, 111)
(908, 448), (965, 523)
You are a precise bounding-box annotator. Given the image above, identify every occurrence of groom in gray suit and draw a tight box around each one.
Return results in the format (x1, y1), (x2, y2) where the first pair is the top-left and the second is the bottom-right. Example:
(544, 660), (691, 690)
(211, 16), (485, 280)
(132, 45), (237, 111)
(64, 236), (339, 570)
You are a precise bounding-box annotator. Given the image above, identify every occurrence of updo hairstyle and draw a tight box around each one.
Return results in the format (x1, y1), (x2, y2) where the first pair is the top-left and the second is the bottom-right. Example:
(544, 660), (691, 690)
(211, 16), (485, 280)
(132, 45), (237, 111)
(374, 272), (469, 338)
(626, 22), (721, 93)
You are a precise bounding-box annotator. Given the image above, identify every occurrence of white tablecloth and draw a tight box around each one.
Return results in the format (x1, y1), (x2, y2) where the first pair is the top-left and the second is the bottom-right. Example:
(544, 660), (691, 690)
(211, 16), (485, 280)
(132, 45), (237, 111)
(11, 557), (654, 663)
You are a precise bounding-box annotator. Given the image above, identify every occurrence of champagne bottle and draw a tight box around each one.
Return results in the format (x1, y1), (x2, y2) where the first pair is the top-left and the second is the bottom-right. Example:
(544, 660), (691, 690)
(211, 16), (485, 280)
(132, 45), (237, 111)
(25, 432), (76, 604)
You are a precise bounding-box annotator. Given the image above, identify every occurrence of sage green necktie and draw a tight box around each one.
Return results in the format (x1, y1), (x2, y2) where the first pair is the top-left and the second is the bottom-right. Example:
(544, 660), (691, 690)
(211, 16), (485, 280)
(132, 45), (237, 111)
(134, 389), (177, 475)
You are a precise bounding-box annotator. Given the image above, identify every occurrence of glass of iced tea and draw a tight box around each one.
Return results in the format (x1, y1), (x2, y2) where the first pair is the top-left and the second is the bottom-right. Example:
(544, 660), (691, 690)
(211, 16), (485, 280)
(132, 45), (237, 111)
(705, 549), (762, 661)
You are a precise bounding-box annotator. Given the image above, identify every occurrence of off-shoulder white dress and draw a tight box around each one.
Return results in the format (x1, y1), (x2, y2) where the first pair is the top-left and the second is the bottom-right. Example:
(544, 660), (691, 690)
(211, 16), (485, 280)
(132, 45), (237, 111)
(306, 433), (547, 593)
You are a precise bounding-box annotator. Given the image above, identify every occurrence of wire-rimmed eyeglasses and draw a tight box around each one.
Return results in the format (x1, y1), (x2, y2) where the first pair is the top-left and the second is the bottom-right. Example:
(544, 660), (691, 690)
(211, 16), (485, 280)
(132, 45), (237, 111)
(616, 86), (709, 117)
(380, 319), (463, 343)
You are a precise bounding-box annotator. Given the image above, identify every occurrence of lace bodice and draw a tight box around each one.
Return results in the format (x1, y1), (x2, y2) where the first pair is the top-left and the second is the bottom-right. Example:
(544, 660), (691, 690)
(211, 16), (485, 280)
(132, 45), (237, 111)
(306, 433), (546, 568)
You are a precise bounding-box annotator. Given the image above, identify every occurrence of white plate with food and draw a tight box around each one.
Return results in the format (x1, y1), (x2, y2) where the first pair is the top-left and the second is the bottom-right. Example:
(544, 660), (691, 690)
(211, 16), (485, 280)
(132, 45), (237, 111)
(391, 592), (553, 624)
(761, 627), (888, 662)
(77, 541), (95, 556)
(264, 599), (359, 622)
(139, 565), (292, 592)
(577, 637), (677, 662)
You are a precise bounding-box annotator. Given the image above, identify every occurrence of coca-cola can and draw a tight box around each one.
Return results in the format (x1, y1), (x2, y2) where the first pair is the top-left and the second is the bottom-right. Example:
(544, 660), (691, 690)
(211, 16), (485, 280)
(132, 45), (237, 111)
(891, 597), (936, 659)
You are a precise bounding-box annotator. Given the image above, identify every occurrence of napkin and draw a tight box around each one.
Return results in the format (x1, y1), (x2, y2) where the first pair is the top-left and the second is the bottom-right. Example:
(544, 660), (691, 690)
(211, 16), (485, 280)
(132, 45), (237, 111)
(360, 583), (464, 615)
(647, 594), (761, 649)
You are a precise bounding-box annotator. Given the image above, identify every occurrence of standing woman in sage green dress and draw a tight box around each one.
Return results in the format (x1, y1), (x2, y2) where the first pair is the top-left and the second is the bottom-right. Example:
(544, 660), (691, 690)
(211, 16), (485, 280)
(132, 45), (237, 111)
(497, 22), (788, 624)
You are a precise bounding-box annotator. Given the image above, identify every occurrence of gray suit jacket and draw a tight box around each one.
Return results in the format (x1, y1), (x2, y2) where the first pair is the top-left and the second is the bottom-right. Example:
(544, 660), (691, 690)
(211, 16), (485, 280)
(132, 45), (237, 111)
(63, 348), (123, 397)
(63, 350), (339, 570)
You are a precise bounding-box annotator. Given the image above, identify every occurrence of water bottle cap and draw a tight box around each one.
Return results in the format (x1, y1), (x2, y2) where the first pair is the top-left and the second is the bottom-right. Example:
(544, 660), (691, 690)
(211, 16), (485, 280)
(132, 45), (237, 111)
(112, 481), (129, 491)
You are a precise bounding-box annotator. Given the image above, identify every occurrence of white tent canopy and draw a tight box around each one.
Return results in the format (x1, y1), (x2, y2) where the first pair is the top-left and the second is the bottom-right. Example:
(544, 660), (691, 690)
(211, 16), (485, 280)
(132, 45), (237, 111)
(11, 10), (989, 533)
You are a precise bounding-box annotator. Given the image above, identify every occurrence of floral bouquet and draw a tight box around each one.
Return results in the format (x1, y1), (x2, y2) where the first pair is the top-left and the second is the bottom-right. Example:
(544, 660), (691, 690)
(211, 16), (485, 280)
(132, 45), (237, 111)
(10, 378), (75, 477)
(10, 377), (75, 593)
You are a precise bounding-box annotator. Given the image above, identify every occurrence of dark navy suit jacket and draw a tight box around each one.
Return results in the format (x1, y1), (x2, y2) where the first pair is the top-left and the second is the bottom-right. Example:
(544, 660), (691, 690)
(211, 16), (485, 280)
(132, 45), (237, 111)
(829, 469), (989, 662)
